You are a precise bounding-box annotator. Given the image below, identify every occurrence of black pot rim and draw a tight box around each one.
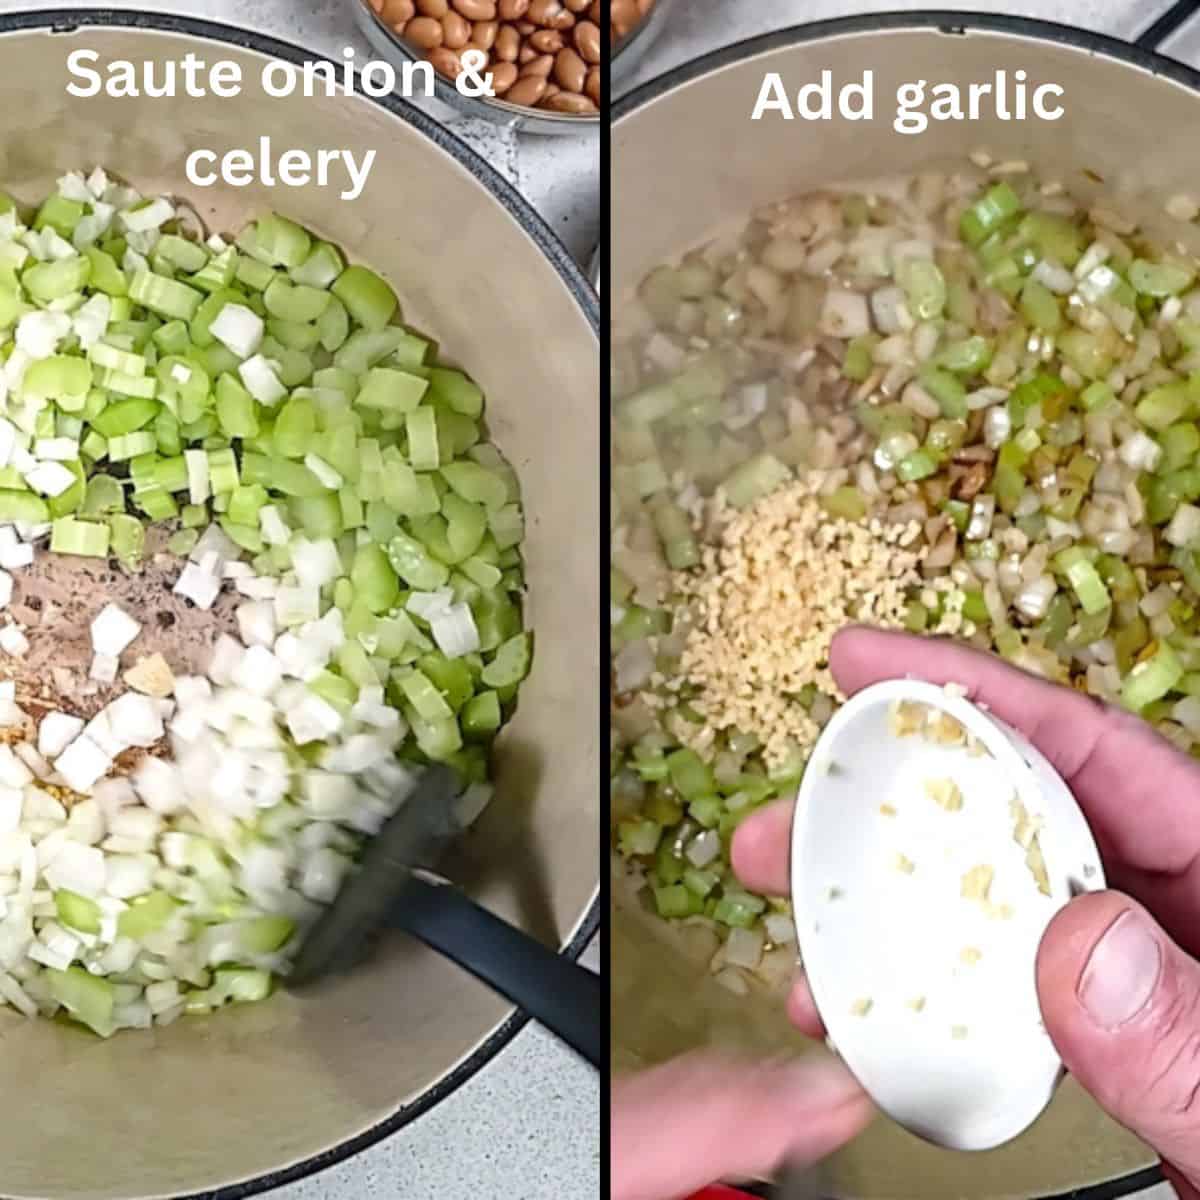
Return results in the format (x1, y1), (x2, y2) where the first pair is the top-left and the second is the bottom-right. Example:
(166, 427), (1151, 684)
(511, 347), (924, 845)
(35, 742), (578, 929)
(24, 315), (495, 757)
(0, 9), (599, 1200)
(612, 9), (1198, 1200)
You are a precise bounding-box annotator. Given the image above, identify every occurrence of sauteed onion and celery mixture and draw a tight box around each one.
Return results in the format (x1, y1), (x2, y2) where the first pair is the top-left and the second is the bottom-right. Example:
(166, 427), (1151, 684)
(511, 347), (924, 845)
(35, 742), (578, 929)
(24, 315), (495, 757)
(612, 163), (1200, 991)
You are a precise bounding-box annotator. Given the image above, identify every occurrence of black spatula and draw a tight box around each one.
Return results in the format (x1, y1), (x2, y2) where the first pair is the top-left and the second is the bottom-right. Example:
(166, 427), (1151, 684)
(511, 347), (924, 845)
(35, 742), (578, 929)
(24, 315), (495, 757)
(288, 765), (601, 1067)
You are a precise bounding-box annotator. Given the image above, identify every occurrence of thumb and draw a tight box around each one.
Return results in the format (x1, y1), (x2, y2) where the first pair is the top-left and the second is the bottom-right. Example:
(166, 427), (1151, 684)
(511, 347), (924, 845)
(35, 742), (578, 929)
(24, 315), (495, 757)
(611, 1052), (873, 1200)
(1038, 891), (1200, 1196)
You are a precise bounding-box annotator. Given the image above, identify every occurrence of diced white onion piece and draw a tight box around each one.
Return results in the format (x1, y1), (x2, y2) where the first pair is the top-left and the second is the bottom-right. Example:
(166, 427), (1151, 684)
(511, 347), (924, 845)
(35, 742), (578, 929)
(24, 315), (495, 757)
(407, 589), (454, 621)
(105, 854), (158, 900)
(89, 653), (118, 685)
(0, 788), (21, 835)
(1119, 430), (1164, 473)
(236, 600), (277, 648)
(763, 912), (796, 946)
(104, 694), (163, 749)
(1032, 259), (1075, 294)
(286, 695), (343, 745)
(291, 539), (341, 591)
(33, 437), (77, 461)
(724, 926), (765, 971)
(259, 505), (290, 546)
(121, 197), (173, 232)
(209, 303), (264, 360)
(0, 625), (28, 658)
(430, 603), (480, 658)
(54, 736), (112, 794)
(184, 448), (210, 504)
(298, 847), (350, 903)
(173, 561), (221, 610)
(15, 311), (71, 359)
(1166, 503), (1200, 548)
(90, 603), (141, 658)
(239, 354), (286, 406)
(44, 842), (105, 897)
(685, 829), (721, 868)
(819, 289), (871, 338)
(37, 712), (84, 760)
(231, 644), (283, 697)
(24, 460), (76, 497)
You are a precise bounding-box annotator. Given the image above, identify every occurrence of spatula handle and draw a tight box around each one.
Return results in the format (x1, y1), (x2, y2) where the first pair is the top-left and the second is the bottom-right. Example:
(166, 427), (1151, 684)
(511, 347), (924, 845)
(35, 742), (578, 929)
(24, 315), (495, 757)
(394, 873), (601, 1068)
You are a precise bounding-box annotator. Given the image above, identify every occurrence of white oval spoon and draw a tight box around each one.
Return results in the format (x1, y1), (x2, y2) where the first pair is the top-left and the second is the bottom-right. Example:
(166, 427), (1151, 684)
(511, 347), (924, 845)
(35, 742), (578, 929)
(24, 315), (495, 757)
(790, 678), (1106, 1152)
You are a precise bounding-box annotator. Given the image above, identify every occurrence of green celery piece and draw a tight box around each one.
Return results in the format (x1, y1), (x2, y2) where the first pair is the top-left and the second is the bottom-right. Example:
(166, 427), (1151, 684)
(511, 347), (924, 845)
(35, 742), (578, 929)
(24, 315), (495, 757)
(290, 493), (342, 538)
(351, 542), (400, 614)
(23, 255), (91, 303)
(251, 213), (312, 269)
(481, 632), (531, 688)
(239, 914), (295, 953)
(1122, 641), (1184, 711)
(397, 667), (454, 721)
(55, 890), (101, 934)
(129, 270), (204, 321)
(35, 194), (84, 237)
(419, 652), (474, 712)
(84, 246), (128, 297)
(266, 318), (322, 352)
(154, 233), (209, 275)
(406, 407), (440, 471)
(210, 967), (273, 1005)
(109, 515), (145, 567)
(388, 531), (450, 589)
(290, 240), (345, 289)
(357, 366), (429, 416)
(216, 373), (260, 438)
(264, 276), (331, 323)
(333, 327), (408, 373)
(443, 493), (487, 560)
(90, 397), (159, 438)
(168, 527), (200, 556)
(188, 245), (238, 294)
(274, 396), (317, 459)
(407, 709), (463, 761)
(236, 255), (277, 292)
(50, 515), (109, 557)
(441, 461), (508, 512)
(46, 967), (114, 1037)
(316, 294), (350, 352)
(332, 264), (398, 331)
(22, 355), (92, 404)
(462, 689), (501, 737)
(429, 367), (483, 417)
(960, 181), (1022, 246)
(117, 890), (179, 940)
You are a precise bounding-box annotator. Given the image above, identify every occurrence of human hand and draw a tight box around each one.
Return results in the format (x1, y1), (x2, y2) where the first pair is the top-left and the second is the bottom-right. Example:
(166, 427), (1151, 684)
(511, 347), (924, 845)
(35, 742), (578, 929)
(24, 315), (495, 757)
(734, 626), (1200, 1197)
(611, 1051), (872, 1200)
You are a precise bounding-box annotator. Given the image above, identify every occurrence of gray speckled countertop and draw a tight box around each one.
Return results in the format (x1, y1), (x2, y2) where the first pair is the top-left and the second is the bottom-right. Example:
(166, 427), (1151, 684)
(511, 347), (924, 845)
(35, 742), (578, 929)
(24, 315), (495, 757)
(0, 2), (601, 1198)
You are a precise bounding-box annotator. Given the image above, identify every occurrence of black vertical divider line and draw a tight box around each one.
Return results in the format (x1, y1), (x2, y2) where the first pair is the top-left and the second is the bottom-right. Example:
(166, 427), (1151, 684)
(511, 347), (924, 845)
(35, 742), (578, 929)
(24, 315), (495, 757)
(1135, 0), (1200, 50)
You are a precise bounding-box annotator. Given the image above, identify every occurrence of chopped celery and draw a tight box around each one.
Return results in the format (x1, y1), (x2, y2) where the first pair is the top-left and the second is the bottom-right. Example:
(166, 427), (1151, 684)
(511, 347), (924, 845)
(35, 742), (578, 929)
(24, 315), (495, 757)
(960, 182), (1022, 246)
(332, 264), (398, 331)
(55, 890), (101, 934)
(46, 967), (114, 1036)
(1122, 640), (1184, 711)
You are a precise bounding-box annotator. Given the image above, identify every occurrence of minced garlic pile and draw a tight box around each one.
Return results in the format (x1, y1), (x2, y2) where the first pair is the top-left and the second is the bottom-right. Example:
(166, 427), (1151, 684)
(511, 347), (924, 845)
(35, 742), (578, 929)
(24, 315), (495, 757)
(648, 479), (935, 767)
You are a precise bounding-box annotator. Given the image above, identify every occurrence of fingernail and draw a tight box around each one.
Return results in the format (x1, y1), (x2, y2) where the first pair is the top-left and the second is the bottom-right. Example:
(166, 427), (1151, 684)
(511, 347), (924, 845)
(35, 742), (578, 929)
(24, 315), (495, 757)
(1078, 909), (1162, 1030)
(777, 1056), (865, 1109)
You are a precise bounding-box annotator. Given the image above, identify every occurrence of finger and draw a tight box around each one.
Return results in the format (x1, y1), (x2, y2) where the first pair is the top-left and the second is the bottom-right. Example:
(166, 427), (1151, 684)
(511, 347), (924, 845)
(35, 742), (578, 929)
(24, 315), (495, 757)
(731, 799), (794, 896)
(787, 972), (824, 1038)
(611, 1052), (873, 1200)
(829, 627), (1200, 878)
(1037, 891), (1200, 1189)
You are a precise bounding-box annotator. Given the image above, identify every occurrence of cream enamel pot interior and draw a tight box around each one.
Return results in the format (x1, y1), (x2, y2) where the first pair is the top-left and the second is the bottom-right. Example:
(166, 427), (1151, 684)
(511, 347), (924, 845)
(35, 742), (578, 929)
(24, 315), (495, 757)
(608, 12), (1200, 1198)
(0, 11), (598, 1199)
